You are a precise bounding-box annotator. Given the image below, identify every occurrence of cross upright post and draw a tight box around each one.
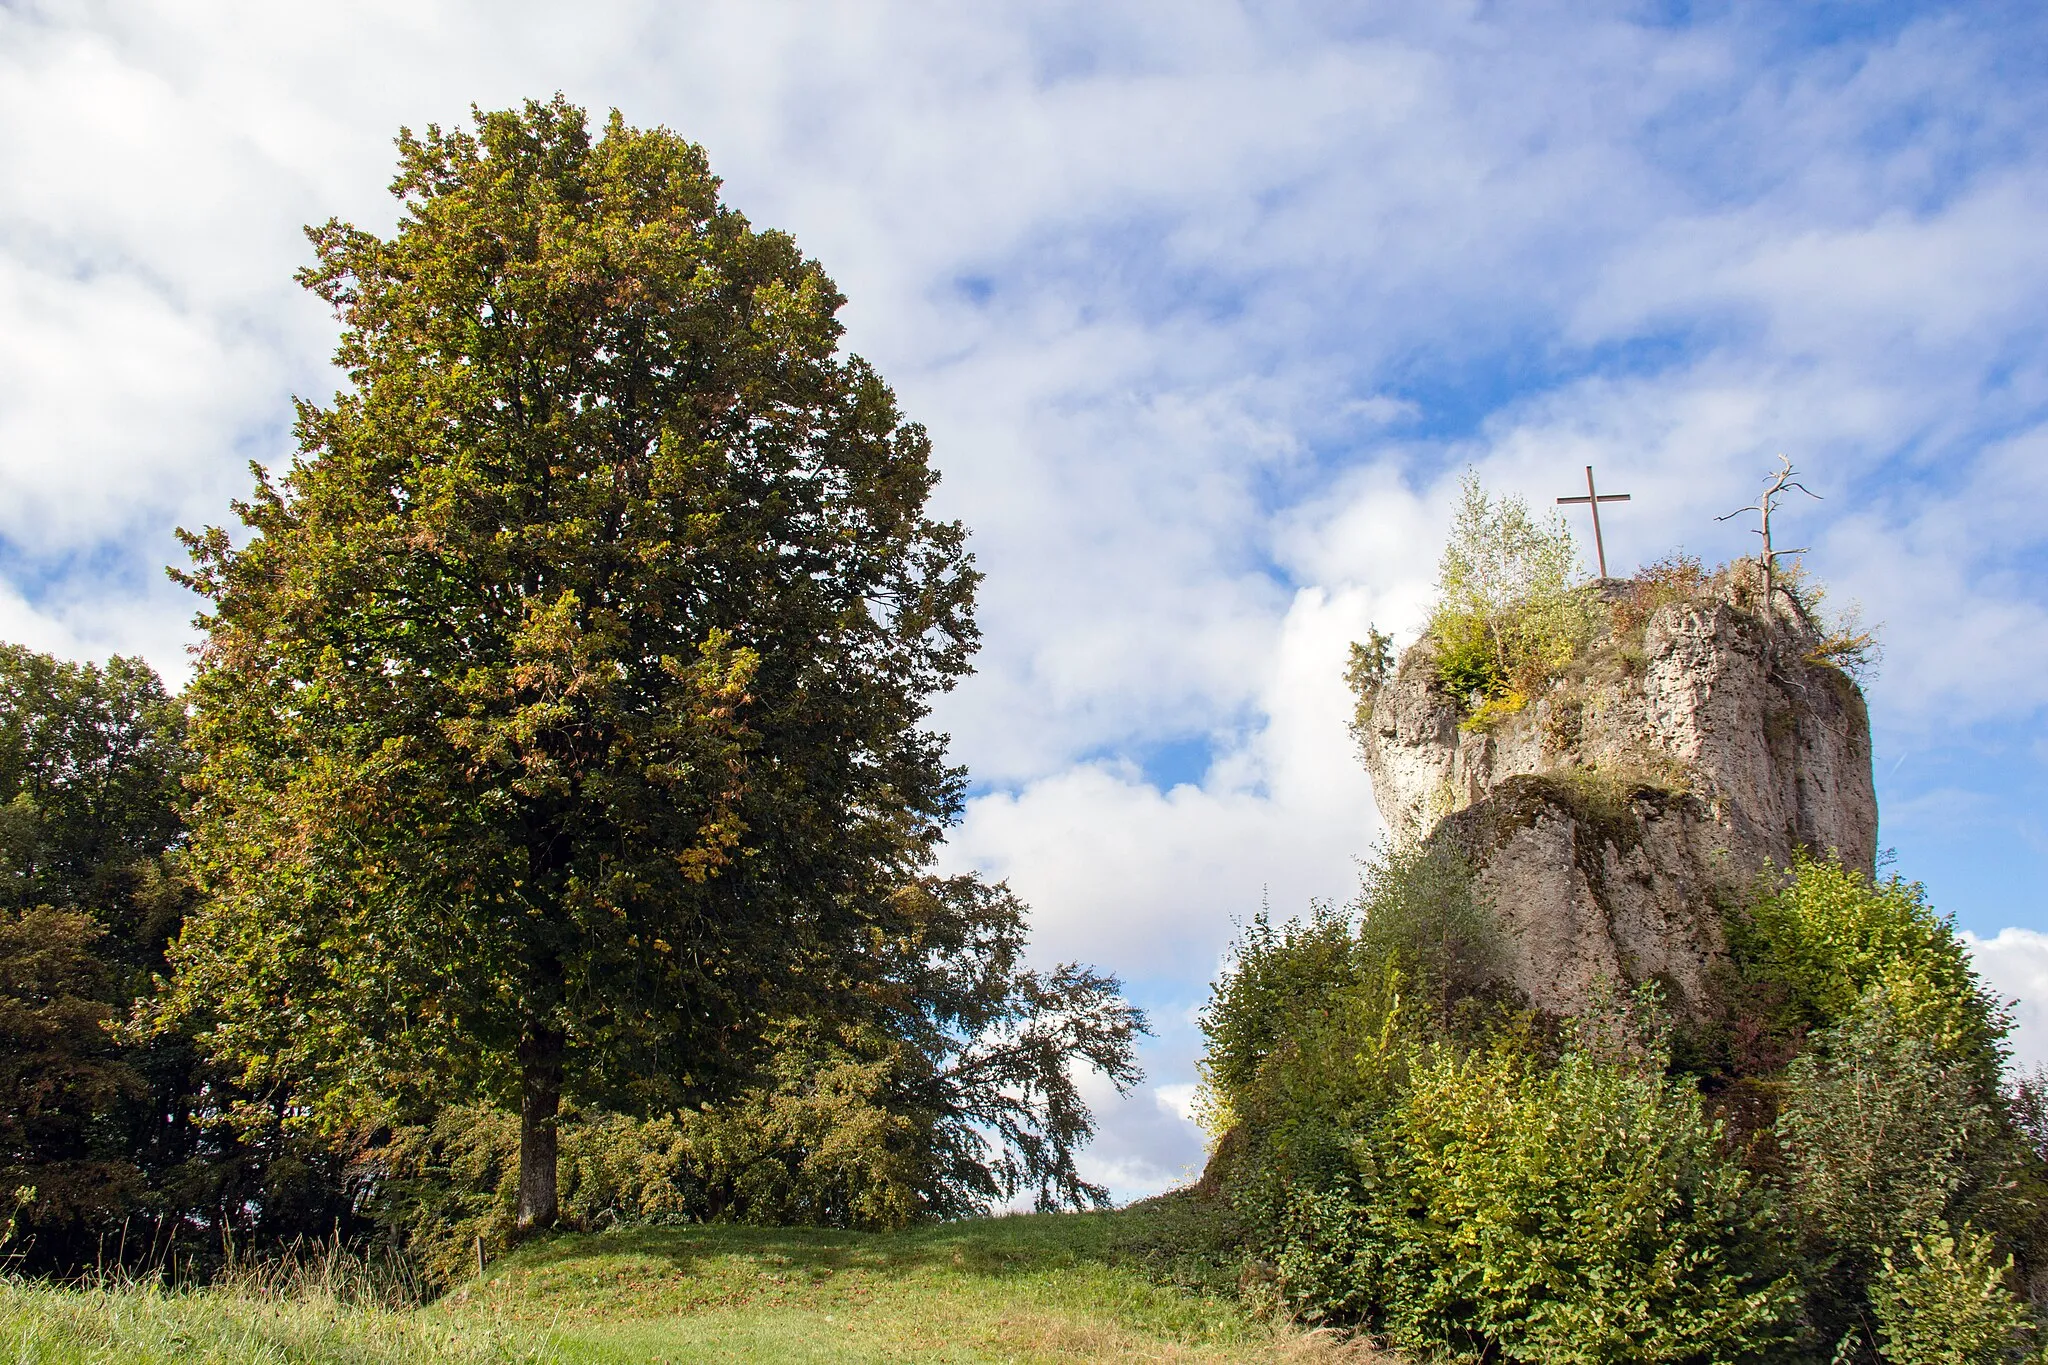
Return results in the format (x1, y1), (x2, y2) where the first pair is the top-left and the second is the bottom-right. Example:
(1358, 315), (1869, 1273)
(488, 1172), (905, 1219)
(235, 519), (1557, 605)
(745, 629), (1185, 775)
(1556, 465), (1631, 578)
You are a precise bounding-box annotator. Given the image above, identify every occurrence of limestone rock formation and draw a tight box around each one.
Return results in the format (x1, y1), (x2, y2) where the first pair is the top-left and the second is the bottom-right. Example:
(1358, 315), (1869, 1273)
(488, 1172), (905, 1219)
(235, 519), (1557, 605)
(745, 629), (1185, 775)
(1357, 562), (1876, 1018)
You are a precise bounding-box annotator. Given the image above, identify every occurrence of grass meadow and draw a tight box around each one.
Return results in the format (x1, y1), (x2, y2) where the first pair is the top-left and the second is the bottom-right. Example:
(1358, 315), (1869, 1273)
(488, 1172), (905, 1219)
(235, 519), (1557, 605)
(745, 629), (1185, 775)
(2, 1200), (1383, 1363)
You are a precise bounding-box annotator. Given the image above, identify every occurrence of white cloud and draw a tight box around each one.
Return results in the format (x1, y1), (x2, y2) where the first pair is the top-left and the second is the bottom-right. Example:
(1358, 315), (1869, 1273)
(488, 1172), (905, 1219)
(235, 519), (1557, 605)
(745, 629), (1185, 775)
(942, 585), (1380, 974)
(1967, 930), (2048, 1072)
(1153, 1082), (1200, 1127)
(1068, 1064), (1208, 1202)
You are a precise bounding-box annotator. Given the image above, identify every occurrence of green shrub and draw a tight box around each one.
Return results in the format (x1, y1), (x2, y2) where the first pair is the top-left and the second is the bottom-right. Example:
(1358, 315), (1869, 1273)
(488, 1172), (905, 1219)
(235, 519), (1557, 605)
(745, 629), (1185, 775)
(1428, 472), (1597, 712)
(1354, 842), (1505, 1023)
(1773, 982), (2048, 1353)
(1200, 901), (1360, 1113)
(1434, 610), (1509, 703)
(1777, 985), (1999, 1271)
(1201, 850), (2048, 1361)
(1730, 855), (2004, 1081)
(1200, 845), (1504, 1146)
(1205, 865), (1796, 1360)
(1867, 1225), (2036, 1365)
(1251, 998), (1798, 1360)
(1373, 1012), (1796, 1362)
(1199, 849), (1498, 1240)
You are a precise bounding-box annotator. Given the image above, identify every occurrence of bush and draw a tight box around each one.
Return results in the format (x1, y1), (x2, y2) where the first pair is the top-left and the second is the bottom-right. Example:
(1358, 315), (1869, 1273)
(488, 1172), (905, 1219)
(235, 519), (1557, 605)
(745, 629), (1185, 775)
(1610, 552), (1708, 641)
(1248, 994), (1799, 1361)
(1867, 1225), (2036, 1365)
(1730, 855), (2004, 1081)
(1201, 845), (1504, 1143)
(1201, 902), (1361, 1112)
(1777, 985), (1999, 1271)
(1354, 842), (1506, 1023)
(1773, 982), (2048, 1355)
(1203, 854), (1796, 1360)
(1428, 472), (1597, 715)
(1200, 846), (2048, 1360)
(1373, 1024), (1798, 1362)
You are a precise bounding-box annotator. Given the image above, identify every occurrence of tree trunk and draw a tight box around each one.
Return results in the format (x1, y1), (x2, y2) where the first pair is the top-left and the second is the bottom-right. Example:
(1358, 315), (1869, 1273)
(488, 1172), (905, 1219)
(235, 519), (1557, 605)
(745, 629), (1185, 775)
(514, 1026), (564, 1235)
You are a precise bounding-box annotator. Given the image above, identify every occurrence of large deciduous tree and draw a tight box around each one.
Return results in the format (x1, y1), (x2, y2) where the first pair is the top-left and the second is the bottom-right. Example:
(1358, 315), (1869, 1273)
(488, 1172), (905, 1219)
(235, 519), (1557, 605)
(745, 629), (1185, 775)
(161, 98), (1080, 1231)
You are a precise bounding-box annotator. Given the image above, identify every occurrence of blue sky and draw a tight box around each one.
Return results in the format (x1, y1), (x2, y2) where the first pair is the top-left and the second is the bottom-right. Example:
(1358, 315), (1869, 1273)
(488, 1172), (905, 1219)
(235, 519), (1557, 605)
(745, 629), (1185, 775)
(5, 0), (2048, 1198)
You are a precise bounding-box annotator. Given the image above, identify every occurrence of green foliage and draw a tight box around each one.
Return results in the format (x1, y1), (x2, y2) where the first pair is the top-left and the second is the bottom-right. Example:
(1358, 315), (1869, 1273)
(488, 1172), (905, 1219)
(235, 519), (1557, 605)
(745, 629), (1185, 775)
(1730, 854), (2003, 1080)
(1199, 901), (1358, 1111)
(1202, 844), (1500, 1115)
(1198, 849), (1497, 1250)
(1434, 611), (1509, 704)
(1347, 629), (1394, 694)
(1808, 611), (1883, 683)
(1206, 856), (1796, 1358)
(1243, 993), (1798, 1359)
(1371, 1019), (1796, 1361)
(157, 97), (1132, 1229)
(1867, 1226), (2037, 1365)
(0, 642), (358, 1274)
(0, 644), (189, 935)
(1734, 861), (2048, 1359)
(1774, 982), (2046, 1356)
(1342, 626), (1396, 740)
(1777, 986), (2000, 1271)
(0, 905), (145, 1232)
(1197, 850), (2048, 1360)
(1354, 841), (1503, 1021)
(163, 94), (951, 1158)
(866, 875), (1146, 1217)
(1428, 472), (1596, 710)
(0, 645), (172, 1257)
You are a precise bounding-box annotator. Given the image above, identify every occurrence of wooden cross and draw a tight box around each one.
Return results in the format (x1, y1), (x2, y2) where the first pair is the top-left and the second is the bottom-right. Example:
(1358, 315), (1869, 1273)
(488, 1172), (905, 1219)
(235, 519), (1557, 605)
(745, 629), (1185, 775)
(1556, 465), (1631, 578)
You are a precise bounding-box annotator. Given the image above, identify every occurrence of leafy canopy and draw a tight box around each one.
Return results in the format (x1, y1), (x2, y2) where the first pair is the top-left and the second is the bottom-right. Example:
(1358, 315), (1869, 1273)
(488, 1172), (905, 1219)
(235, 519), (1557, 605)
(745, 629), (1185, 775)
(0, 645), (200, 1262)
(156, 98), (1128, 1222)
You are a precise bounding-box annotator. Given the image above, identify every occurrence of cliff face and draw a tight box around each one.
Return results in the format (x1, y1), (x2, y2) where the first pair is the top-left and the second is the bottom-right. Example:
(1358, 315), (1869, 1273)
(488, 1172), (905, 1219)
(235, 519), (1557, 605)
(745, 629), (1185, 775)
(1358, 565), (1876, 1018)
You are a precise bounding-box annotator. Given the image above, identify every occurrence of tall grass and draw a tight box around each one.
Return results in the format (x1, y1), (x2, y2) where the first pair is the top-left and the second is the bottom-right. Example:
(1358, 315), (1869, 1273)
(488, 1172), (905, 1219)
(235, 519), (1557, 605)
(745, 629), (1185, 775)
(211, 1227), (433, 1310)
(2, 1278), (559, 1363)
(4, 1230), (559, 1365)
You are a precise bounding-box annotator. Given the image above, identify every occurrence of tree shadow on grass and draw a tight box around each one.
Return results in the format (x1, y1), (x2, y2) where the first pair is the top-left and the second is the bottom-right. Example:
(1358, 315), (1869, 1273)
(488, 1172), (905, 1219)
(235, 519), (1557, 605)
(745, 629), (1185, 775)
(503, 1211), (1129, 1285)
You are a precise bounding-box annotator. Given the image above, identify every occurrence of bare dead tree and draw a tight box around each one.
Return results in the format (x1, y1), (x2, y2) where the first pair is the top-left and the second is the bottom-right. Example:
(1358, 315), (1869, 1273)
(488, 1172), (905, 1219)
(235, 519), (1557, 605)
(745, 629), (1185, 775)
(1718, 455), (1820, 613)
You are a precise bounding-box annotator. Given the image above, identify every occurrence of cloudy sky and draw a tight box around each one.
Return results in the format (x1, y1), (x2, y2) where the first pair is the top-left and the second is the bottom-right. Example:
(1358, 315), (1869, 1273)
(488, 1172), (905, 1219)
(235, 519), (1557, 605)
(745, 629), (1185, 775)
(6, 0), (2048, 1198)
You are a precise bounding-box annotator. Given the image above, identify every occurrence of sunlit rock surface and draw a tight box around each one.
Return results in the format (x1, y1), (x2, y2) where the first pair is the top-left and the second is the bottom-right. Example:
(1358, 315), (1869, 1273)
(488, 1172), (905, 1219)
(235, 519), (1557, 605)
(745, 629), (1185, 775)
(1358, 563), (1876, 1017)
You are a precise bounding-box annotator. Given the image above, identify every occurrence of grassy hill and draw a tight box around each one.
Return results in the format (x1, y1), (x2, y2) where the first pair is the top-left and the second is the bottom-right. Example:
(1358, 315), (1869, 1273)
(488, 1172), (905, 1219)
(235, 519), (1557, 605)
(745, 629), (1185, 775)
(3, 1199), (1364, 1363)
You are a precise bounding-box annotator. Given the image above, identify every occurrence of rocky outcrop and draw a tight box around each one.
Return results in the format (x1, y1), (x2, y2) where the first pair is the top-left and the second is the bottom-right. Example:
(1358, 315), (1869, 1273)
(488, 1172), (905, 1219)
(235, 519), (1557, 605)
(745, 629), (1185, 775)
(1357, 564), (1876, 1018)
